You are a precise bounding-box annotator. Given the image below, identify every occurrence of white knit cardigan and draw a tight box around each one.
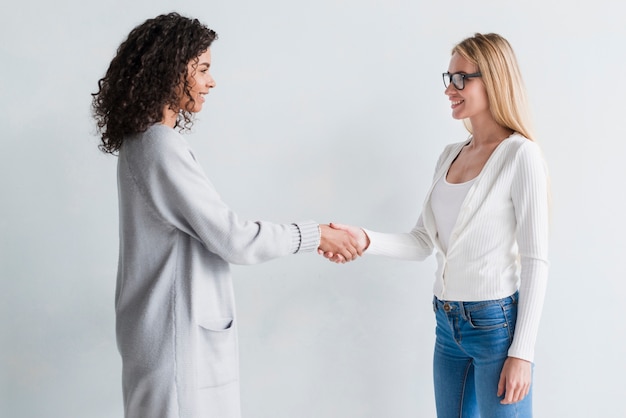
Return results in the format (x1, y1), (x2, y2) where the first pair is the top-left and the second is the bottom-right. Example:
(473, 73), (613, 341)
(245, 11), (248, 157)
(365, 134), (549, 362)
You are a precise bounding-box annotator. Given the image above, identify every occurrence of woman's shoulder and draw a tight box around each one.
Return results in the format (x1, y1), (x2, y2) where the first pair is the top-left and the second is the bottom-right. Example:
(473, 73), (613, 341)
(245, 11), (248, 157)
(120, 124), (194, 169)
(505, 133), (543, 157)
(142, 124), (186, 147)
(501, 132), (542, 149)
(125, 124), (189, 154)
(499, 133), (546, 171)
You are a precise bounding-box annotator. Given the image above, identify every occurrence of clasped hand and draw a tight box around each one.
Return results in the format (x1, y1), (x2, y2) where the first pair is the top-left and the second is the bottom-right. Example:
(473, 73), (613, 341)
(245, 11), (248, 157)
(318, 223), (369, 263)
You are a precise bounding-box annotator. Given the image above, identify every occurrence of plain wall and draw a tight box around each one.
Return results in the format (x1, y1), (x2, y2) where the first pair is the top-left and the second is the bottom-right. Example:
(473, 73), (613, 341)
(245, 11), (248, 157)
(1, 0), (624, 417)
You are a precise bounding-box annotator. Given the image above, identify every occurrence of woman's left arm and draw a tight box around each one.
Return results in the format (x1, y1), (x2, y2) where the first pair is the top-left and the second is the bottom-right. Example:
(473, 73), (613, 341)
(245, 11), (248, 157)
(509, 141), (550, 361)
(499, 141), (550, 403)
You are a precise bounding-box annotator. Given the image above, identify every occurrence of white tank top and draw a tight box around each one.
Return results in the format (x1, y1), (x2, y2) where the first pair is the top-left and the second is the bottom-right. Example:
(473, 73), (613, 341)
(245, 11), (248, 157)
(430, 174), (476, 252)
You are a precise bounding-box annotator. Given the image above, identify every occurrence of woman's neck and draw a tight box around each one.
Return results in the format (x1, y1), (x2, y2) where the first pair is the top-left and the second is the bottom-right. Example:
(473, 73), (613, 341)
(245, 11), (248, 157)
(161, 105), (178, 128)
(468, 114), (514, 148)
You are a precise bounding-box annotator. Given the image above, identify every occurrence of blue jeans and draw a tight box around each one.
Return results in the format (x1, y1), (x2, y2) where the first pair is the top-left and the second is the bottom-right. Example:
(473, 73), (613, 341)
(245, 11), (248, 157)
(432, 292), (532, 418)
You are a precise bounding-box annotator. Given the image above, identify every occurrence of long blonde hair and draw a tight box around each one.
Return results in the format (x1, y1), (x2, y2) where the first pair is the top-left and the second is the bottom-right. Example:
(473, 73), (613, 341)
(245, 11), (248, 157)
(453, 33), (534, 141)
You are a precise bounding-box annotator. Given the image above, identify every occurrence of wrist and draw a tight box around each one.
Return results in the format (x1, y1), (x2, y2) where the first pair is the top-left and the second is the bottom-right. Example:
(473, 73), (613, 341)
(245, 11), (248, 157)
(362, 228), (371, 250)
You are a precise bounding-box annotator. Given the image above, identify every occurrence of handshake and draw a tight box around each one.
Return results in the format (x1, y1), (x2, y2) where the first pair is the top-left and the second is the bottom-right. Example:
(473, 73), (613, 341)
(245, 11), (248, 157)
(318, 223), (370, 263)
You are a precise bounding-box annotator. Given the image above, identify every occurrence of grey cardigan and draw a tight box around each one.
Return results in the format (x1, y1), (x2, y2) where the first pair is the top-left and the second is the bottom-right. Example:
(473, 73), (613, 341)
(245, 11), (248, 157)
(115, 124), (319, 417)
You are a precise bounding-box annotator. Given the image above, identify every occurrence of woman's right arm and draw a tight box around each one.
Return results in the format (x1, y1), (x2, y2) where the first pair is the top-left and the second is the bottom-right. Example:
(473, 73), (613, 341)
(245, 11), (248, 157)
(323, 216), (434, 262)
(126, 128), (358, 264)
(321, 142), (458, 263)
(363, 214), (434, 260)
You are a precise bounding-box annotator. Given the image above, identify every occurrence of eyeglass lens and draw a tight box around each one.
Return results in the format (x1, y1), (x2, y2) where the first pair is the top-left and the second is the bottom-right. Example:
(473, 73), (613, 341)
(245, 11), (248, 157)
(443, 73), (464, 89)
(451, 74), (464, 89)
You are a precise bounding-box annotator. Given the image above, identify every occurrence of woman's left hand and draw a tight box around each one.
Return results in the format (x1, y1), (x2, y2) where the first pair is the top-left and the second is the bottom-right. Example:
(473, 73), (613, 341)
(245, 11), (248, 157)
(497, 356), (532, 404)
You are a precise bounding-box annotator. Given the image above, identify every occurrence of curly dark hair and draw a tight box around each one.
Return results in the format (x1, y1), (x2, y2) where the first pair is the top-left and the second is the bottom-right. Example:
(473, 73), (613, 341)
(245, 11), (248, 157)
(92, 12), (218, 154)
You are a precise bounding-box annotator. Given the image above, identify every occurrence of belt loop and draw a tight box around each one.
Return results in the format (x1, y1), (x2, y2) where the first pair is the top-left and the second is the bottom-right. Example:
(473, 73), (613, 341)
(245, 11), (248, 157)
(432, 296), (438, 313)
(460, 301), (468, 320)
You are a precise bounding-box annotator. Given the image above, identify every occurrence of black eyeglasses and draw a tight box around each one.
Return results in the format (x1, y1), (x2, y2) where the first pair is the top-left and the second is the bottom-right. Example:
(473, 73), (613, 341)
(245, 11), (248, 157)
(442, 72), (482, 90)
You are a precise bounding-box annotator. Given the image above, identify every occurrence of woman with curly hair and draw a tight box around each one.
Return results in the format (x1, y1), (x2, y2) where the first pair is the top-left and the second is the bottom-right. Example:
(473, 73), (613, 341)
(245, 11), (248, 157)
(324, 33), (549, 417)
(92, 12), (359, 418)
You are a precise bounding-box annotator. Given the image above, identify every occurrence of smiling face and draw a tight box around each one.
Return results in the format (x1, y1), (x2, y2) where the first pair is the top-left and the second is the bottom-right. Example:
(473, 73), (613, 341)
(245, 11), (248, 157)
(445, 52), (489, 121)
(180, 48), (216, 113)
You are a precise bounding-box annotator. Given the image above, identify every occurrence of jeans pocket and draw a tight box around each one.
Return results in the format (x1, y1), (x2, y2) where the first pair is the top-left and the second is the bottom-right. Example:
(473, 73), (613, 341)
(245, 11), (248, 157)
(467, 303), (508, 331)
(196, 317), (239, 389)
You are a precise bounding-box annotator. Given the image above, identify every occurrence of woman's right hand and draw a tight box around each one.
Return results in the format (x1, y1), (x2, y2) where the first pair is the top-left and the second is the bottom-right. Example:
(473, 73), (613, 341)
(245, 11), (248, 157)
(319, 223), (370, 263)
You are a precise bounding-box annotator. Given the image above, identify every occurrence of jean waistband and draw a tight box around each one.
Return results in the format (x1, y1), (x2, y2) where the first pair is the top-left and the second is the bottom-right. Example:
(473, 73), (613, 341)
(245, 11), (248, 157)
(433, 292), (518, 314)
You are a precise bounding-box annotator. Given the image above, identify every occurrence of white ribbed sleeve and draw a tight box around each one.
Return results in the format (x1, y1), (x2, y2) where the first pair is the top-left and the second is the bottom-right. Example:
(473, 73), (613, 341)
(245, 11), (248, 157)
(508, 141), (550, 361)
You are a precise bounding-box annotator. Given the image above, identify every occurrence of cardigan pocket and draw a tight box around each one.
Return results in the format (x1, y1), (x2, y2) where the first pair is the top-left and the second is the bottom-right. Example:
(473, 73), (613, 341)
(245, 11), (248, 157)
(196, 317), (239, 389)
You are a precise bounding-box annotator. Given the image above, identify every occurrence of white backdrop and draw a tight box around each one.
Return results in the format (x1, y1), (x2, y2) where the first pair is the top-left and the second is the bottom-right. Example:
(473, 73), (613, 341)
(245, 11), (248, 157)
(1, 1), (625, 417)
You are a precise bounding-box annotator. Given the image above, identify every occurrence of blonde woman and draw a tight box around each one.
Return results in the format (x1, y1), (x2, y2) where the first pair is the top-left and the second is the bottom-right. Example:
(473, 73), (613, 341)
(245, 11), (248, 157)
(325, 33), (549, 417)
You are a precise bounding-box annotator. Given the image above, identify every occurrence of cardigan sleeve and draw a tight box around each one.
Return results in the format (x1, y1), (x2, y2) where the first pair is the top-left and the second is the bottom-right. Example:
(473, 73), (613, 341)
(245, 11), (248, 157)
(508, 140), (550, 362)
(124, 126), (319, 265)
(363, 215), (434, 260)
